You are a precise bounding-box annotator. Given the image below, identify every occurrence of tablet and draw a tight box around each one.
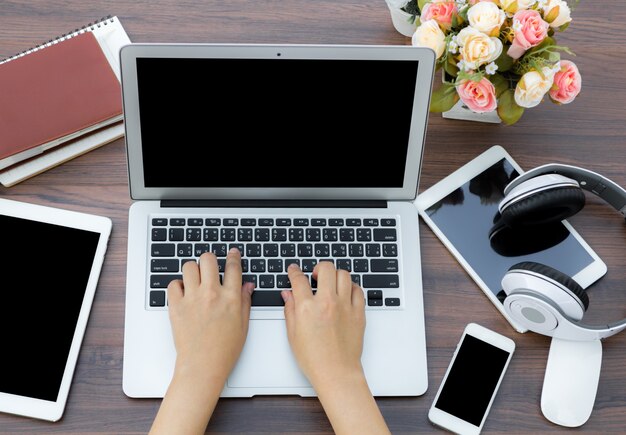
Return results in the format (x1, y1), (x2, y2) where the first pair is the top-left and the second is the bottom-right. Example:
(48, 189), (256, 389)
(0, 198), (111, 421)
(415, 146), (606, 333)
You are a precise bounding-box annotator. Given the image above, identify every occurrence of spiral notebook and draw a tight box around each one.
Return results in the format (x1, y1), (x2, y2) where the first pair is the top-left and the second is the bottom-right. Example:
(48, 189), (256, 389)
(0, 16), (130, 186)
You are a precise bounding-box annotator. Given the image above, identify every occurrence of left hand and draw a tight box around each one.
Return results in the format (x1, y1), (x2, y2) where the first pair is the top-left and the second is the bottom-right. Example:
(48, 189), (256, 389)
(167, 249), (254, 382)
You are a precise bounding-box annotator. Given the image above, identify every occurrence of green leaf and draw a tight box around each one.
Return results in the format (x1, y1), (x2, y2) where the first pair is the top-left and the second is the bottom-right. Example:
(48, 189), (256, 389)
(527, 37), (556, 56)
(494, 51), (514, 73)
(490, 73), (508, 98)
(430, 82), (459, 113)
(497, 89), (525, 125)
(559, 22), (570, 32)
(443, 56), (459, 78)
(418, 0), (429, 11)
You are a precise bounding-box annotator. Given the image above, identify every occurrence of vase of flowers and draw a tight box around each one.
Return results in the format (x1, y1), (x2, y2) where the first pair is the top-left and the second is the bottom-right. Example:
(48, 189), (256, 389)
(386, 0), (422, 37)
(411, 0), (581, 125)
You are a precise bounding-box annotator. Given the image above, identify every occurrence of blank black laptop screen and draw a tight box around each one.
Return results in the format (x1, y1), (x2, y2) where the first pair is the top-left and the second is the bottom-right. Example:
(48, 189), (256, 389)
(136, 57), (419, 188)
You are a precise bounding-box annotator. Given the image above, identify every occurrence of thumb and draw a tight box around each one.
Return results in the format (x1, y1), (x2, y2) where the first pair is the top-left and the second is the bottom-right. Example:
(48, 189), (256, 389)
(241, 282), (254, 327)
(281, 290), (295, 335)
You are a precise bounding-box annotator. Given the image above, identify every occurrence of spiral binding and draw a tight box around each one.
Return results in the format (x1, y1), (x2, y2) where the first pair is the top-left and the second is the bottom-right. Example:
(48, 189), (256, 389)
(0, 15), (116, 65)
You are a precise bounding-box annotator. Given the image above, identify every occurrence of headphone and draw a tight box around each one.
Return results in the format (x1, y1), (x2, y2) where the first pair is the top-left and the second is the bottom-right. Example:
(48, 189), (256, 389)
(493, 163), (626, 341)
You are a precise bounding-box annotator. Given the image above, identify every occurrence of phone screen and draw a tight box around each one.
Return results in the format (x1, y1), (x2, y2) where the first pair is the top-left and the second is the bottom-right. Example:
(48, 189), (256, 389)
(424, 157), (594, 303)
(434, 334), (511, 426)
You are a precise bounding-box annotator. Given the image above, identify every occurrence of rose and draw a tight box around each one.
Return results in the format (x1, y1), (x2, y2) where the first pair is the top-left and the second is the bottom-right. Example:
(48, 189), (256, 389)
(507, 9), (550, 60)
(412, 19), (447, 59)
(549, 60), (581, 104)
(467, 2), (505, 35)
(421, 0), (458, 30)
(542, 0), (572, 28)
(457, 26), (503, 69)
(514, 67), (555, 108)
(456, 77), (497, 113)
(500, 0), (538, 14)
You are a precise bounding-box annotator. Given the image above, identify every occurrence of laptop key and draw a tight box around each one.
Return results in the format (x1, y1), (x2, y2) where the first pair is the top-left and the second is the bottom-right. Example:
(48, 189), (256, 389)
(152, 228), (167, 241)
(188, 218), (203, 226)
(363, 218), (378, 226)
(276, 274), (291, 288)
(186, 228), (201, 241)
(258, 218), (274, 226)
(346, 218), (361, 226)
(205, 218), (221, 226)
(242, 274), (257, 286)
(169, 228), (184, 241)
(194, 243), (210, 256)
(268, 259), (283, 272)
(329, 218), (344, 226)
(382, 243), (398, 257)
(152, 243), (175, 257)
(212, 243), (227, 257)
(223, 218), (239, 226)
(152, 218), (167, 226)
(381, 218), (396, 226)
(276, 218), (291, 226)
(241, 218), (256, 226)
(151, 259), (179, 272)
(365, 243), (381, 257)
(371, 259), (399, 272)
(177, 243), (193, 257)
(170, 218), (185, 226)
(373, 228), (396, 241)
(203, 228), (219, 241)
(368, 298), (383, 307)
(259, 274), (275, 288)
(294, 218), (309, 226)
(149, 291), (166, 307)
(255, 228), (270, 241)
(385, 298), (401, 307)
(150, 274), (182, 288)
(363, 274), (399, 288)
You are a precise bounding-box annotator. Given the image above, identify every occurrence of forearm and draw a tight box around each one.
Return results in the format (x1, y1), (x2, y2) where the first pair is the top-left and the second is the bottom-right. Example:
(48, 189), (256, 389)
(314, 370), (391, 435)
(150, 364), (225, 435)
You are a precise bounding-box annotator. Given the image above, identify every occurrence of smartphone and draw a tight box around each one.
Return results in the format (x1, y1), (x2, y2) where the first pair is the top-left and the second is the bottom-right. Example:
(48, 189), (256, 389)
(415, 145), (606, 332)
(428, 323), (515, 435)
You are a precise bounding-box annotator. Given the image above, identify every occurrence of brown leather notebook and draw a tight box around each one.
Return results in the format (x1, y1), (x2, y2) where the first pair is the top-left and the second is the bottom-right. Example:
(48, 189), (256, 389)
(0, 31), (122, 170)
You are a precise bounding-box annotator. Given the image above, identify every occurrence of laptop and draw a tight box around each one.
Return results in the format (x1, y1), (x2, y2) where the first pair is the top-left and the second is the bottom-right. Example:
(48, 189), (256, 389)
(121, 44), (435, 397)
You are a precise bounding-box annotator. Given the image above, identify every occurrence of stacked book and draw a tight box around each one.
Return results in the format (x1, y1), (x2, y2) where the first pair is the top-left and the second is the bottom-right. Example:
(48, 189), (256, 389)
(0, 16), (130, 187)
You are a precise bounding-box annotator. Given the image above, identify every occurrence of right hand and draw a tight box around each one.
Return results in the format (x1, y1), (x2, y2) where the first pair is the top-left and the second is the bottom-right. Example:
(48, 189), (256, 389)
(281, 262), (366, 388)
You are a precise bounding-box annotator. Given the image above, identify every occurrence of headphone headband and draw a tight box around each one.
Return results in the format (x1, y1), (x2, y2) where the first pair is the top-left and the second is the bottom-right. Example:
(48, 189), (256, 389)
(504, 164), (626, 217)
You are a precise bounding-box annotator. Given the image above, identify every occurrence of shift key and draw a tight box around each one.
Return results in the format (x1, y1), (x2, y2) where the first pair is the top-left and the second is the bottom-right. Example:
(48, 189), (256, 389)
(363, 274), (399, 288)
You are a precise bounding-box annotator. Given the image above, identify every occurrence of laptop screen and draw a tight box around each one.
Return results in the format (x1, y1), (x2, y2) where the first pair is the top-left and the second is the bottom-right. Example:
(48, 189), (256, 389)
(135, 57), (419, 188)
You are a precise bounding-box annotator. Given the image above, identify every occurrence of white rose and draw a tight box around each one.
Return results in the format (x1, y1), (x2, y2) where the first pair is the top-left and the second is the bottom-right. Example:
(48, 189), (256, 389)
(456, 26), (503, 69)
(501, 0), (537, 14)
(412, 19), (447, 59)
(467, 2), (505, 35)
(514, 67), (556, 108)
(542, 0), (572, 28)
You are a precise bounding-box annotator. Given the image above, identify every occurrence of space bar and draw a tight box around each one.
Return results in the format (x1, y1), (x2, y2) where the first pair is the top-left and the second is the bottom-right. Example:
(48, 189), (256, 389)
(252, 291), (285, 306)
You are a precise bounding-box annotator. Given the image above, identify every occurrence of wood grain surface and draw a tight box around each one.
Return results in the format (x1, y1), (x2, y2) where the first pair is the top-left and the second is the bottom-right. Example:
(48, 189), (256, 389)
(1, 1), (625, 433)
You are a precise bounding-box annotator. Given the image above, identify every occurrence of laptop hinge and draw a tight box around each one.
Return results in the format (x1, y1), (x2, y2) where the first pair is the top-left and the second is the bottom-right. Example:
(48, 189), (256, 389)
(160, 200), (387, 208)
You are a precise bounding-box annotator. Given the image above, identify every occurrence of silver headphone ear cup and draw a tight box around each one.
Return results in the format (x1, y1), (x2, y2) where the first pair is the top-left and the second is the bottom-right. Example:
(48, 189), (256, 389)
(500, 186), (585, 227)
(502, 262), (587, 321)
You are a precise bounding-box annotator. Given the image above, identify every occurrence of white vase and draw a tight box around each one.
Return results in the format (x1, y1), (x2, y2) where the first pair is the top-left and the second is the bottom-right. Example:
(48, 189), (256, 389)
(443, 99), (502, 123)
(386, 2), (418, 37)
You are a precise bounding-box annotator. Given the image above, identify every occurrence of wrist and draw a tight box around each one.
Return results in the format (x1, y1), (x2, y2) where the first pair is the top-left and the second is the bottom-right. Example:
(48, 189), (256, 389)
(309, 363), (368, 397)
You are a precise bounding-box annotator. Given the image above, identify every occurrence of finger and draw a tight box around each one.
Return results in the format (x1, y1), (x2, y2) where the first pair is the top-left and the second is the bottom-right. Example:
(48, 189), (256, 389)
(336, 269), (353, 302)
(240, 282), (254, 329)
(182, 258), (201, 290)
(351, 282), (366, 308)
(281, 290), (295, 339)
(167, 279), (184, 304)
(287, 263), (313, 301)
(198, 252), (220, 287)
(314, 261), (337, 298)
(223, 248), (243, 290)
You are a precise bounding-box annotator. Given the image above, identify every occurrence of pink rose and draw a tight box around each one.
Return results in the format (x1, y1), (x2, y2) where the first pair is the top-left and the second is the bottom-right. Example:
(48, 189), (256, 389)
(507, 10), (549, 60)
(549, 60), (582, 104)
(421, 1), (458, 30)
(457, 78), (497, 113)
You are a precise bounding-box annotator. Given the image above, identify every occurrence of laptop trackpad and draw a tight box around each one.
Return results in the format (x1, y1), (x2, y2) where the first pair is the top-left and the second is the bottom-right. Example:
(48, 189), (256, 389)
(227, 319), (310, 388)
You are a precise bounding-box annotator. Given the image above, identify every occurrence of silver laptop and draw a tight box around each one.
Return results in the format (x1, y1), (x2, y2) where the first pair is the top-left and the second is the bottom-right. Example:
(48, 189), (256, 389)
(121, 44), (434, 397)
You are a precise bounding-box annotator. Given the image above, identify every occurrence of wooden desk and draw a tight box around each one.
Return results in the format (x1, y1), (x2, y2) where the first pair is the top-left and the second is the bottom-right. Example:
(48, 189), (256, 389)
(1, 1), (625, 433)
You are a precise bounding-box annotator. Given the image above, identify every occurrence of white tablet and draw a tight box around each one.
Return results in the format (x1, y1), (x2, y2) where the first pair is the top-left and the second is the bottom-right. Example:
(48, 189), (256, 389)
(0, 198), (112, 421)
(415, 145), (606, 332)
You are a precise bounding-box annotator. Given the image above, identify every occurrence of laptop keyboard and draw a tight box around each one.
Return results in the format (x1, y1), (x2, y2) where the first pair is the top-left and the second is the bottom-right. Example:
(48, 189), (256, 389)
(148, 216), (402, 309)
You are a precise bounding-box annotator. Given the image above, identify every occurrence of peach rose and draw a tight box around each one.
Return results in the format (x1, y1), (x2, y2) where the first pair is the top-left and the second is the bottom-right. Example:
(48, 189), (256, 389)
(549, 60), (581, 104)
(457, 26), (503, 70)
(412, 19), (447, 59)
(421, 0), (458, 30)
(467, 2), (505, 35)
(507, 9), (549, 60)
(457, 77), (498, 113)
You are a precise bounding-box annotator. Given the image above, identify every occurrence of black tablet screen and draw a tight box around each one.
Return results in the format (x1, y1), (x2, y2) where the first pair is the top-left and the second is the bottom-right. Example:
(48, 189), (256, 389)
(0, 215), (100, 402)
(424, 158), (594, 302)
